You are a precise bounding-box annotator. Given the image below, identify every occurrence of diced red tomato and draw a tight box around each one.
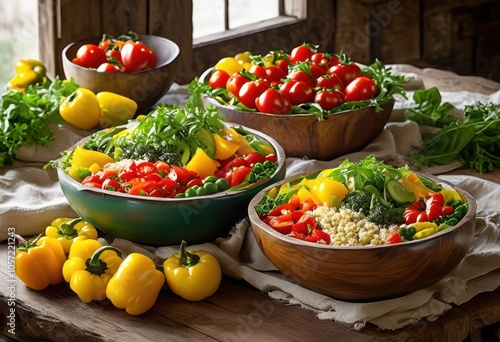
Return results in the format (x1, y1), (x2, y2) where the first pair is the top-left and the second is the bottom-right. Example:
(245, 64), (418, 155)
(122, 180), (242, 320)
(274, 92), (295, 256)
(229, 166), (252, 187)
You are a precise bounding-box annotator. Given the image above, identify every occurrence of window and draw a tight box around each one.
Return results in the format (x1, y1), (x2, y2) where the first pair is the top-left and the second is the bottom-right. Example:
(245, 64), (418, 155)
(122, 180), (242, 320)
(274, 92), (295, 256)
(193, 0), (306, 45)
(0, 0), (39, 90)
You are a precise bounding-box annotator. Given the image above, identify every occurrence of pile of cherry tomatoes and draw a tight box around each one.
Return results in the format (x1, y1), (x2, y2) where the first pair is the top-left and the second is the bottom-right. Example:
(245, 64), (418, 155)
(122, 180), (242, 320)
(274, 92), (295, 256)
(207, 43), (378, 114)
(71, 32), (156, 73)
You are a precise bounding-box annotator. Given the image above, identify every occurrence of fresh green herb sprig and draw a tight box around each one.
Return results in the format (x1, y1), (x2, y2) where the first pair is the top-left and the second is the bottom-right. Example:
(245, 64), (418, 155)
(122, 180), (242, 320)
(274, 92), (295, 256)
(0, 77), (80, 167)
(406, 88), (500, 173)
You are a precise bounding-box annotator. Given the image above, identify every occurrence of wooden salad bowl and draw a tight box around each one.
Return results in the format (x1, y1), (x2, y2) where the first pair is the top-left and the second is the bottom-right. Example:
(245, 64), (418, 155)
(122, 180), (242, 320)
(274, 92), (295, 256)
(201, 68), (394, 161)
(248, 174), (477, 302)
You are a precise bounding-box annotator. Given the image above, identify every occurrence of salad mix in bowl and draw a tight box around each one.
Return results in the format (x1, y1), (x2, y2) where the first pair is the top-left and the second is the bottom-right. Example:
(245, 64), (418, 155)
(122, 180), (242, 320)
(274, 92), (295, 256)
(200, 43), (406, 118)
(254, 156), (470, 246)
(48, 82), (281, 198)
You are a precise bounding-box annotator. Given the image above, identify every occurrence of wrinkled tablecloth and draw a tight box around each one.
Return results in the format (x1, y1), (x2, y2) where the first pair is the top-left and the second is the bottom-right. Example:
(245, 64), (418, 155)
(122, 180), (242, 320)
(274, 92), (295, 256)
(1, 74), (499, 330)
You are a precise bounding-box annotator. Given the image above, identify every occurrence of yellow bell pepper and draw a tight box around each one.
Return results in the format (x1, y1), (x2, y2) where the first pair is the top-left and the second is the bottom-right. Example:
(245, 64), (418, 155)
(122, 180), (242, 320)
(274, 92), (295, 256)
(163, 240), (222, 301)
(213, 133), (240, 160)
(7, 59), (47, 92)
(63, 240), (122, 303)
(45, 217), (99, 254)
(185, 148), (220, 179)
(96, 92), (138, 129)
(15, 234), (67, 290)
(60, 88), (101, 130)
(68, 147), (114, 181)
(106, 253), (165, 315)
(307, 177), (349, 207)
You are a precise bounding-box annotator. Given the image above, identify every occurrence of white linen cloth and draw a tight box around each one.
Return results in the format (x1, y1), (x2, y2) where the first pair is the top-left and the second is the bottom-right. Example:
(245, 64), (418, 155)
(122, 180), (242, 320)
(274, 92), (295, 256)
(1, 79), (499, 330)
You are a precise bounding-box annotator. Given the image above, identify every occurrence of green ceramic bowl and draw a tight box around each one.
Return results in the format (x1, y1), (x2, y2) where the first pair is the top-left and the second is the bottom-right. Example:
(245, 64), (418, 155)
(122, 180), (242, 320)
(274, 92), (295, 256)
(57, 125), (286, 247)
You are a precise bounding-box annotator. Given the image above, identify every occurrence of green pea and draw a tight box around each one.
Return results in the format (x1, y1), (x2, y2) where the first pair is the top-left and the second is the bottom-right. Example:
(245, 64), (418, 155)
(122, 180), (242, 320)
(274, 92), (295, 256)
(204, 175), (218, 184)
(174, 192), (185, 198)
(195, 186), (207, 196)
(215, 178), (230, 191)
(184, 187), (197, 198)
(203, 182), (218, 195)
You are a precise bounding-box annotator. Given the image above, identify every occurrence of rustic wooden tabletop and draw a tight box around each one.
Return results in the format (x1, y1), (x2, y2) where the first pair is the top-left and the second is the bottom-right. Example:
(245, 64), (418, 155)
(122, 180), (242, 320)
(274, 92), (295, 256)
(1, 65), (499, 342)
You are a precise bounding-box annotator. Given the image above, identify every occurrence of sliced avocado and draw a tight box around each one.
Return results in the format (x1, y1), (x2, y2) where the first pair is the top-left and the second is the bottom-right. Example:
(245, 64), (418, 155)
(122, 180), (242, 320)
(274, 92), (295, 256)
(194, 127), (216, 158)
(386, 179), (416, 205)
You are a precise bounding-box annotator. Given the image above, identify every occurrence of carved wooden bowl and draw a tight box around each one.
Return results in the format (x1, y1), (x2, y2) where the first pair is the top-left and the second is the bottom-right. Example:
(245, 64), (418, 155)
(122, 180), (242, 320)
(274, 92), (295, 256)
(62, 35), (180, 113)
(248, 174), (477, 302)
(201, 69), (394, 161)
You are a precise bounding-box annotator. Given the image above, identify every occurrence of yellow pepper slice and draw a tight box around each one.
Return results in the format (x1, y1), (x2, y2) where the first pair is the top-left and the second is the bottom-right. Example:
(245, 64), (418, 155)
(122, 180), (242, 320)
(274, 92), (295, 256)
(60, 88), (101, 130)
(96, 92), (138, 129)
(163, 240), (222, 301)
(185, 148), (220, 179)
(45, 217), (99, 254)
(307, 177), (349, 207)
(106, 253), (165, 315)
(63, 241), (122, 303)
(15, 235), (67, 290)
(68, 147), (114, 181)
(213, 133), (240, 160)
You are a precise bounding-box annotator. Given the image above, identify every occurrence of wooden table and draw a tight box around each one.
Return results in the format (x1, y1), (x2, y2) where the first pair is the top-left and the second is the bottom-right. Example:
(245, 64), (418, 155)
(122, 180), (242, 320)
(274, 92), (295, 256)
(1, 66), (499, 341)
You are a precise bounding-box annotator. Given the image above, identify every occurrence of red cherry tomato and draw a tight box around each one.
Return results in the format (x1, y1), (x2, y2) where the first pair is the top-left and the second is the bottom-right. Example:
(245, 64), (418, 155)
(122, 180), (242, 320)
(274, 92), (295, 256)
(344, 76), (378, 102)
(290, 45), (314, 63)
(226, 73), (250, 97)
(287, 69), (316, 88)
(208, 69), (231, 89)
(314, 90), (345, 110)
(328, 63), (361, 87)
(255, 88), (289, 114)
(248, 64), (267, 79)
(264, 65), (286, 85)
(75, 44), (108, 68)
(96, 63), (120, 73)
(238, 79), (270, 109)
(316, 74), (344, 92)
(120, 40), (155, 72)
(287, 80), (315, 105)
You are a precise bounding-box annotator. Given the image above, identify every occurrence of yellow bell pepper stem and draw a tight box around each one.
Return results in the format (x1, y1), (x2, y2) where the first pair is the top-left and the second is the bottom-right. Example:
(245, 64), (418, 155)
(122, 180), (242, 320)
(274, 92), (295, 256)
(8, 59), (47, 92)
(64, 245), (123, 303)
(15, 234), (67, 290)
(163, 240), (222, 301)
(60, 88), (101, 130)
(106, 253), (165, 315)
(96, 92), (138, 129)
(45, 217), (99, 254)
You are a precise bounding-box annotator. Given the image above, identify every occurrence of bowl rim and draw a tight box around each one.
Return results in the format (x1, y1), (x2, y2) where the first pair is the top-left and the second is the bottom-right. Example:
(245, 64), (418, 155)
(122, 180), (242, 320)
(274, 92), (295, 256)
(248, 170), (477, 250)
(62, 34), (180, 74)
(200, 67), (394, 119)
(58, 122), (286, 202)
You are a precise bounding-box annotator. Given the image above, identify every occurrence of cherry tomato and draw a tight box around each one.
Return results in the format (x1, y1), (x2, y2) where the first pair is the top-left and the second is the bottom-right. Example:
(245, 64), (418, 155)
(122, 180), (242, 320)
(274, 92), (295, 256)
(328, 63), (361, 87)
(441, 205), (455, 216)
(316, 74), (344, 92)
(208, 69), (231, 89)
(264, 65), (286, 85)
(135, 161), (157, 178)
(290, 45), (314, 63)
(255, 88), (289, 114)
(75, 44), (108, 68)
(102, 178), (123, 192)
(344, 76), (378, 101)
(275, 59), (290, 75)
(238, 79), (270, 109)
(226, 73), (250, 97)
(248, 64), (267, 79)
(288, 69), (316, 88)
(120, 40), (155, 72)
(310, 52), (330, 67)
(96, 63), (120, 73)
(286, 80), (315, 105)
(106, 48), (123, 66)
(309, 64), (327, 79)
(314, 90), (345, 110)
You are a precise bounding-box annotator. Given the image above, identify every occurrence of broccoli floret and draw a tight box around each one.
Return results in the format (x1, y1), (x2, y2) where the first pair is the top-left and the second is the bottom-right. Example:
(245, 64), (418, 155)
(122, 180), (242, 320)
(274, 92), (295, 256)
(367, 202), (404, 227)
(341, 190), (372, 214)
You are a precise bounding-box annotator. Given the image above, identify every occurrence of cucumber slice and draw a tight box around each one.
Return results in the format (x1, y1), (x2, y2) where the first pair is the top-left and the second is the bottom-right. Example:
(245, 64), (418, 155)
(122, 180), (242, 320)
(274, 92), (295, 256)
(194, 127), (216, 158)
(386, 179), (416, 205)
(175, 141), (191, 165)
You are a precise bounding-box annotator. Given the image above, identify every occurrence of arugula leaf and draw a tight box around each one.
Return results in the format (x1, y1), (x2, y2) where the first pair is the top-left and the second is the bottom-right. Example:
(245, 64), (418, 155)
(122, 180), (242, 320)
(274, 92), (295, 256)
(0, 77), (80, 167)
(404, 87), (457, 127)
(407, 89), (500, 173)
